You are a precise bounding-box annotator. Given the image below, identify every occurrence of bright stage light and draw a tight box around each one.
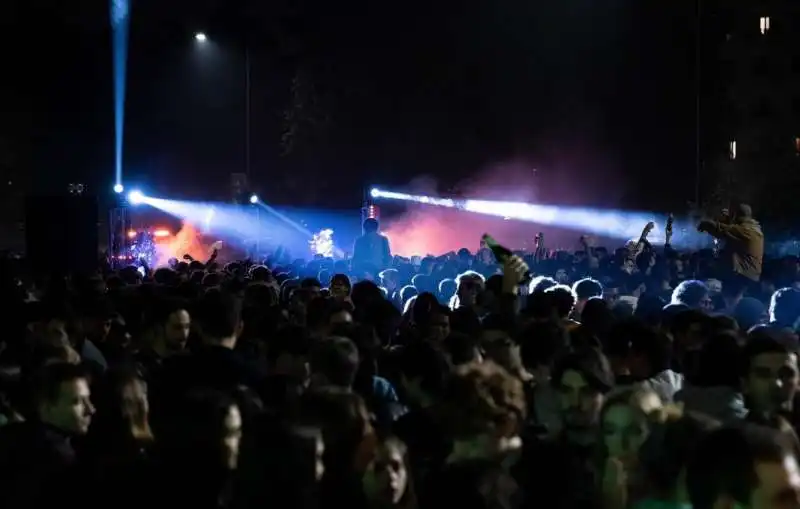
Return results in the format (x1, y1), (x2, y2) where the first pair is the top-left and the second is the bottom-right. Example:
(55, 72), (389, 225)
(370, 188), (676, 242)
(249, 194), (259, 204)
(310, 228), (335, 257)
(370, 188), (380, 198)
(128, 190), (144, 205)
(113, 184), (124, 194)
(153, 229), (171, 238)
(194, 32), (207, 43)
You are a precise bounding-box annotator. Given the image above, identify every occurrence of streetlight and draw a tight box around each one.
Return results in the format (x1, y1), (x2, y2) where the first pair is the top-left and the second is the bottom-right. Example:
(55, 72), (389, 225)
(192, 32), (252, 182)
(249, 194), (260, 256)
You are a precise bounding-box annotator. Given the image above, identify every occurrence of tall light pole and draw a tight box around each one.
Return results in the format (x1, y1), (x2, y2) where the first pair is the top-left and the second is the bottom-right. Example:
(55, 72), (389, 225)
(694, 0), (702, 207)
(245, 46), (251, 180)
(194, 32), (251, 181)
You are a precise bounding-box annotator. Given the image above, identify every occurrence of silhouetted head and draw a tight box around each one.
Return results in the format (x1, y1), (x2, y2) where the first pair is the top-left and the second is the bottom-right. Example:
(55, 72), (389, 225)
(363, 218), (379, 233)
(732, 203), (753, 221)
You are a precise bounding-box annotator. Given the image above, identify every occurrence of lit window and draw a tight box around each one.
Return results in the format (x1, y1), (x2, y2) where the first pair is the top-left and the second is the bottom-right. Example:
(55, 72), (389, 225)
(760, 16), (770, 34)
(729, 140), (737, 160)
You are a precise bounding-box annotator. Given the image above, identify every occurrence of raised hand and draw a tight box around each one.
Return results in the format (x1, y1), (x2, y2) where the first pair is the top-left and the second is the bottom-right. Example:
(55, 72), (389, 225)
(665, 213), (674, 245)
(502, 254), (530, 293)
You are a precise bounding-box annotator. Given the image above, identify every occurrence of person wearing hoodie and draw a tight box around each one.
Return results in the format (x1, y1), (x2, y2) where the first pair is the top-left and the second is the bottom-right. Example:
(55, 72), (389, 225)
(674, 331), (747, 422)
(623, 320), (684, 403)
(697, 202), (764, 283)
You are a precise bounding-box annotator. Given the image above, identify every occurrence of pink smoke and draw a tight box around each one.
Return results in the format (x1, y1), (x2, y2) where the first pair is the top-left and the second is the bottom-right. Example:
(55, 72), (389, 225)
(381, 156), (624, 256)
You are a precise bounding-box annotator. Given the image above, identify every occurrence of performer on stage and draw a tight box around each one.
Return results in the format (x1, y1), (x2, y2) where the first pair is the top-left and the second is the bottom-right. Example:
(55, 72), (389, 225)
(352, 217), (392, 274)
(697, 203), (764, 284)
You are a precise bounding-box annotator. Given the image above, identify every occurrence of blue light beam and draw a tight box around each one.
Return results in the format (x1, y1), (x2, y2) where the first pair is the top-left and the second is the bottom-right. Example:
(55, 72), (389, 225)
(370, 188), (701, 246)
(110, 0), (130, 188)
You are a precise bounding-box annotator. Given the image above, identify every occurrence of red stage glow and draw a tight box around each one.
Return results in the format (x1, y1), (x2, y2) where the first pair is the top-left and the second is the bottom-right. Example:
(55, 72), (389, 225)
(155, 222), (214, 266)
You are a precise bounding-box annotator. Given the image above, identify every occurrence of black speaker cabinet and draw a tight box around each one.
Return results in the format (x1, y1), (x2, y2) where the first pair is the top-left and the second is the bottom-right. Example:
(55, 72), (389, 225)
(25, 195), (99, 273)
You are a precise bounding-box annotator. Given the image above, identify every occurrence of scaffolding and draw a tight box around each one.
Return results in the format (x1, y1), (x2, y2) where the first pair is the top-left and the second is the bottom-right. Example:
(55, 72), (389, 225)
(108, 206), (131, 268)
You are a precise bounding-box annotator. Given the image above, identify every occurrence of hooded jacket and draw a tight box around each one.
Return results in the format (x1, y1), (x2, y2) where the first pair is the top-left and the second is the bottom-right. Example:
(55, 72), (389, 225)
(697, 216), (763, 281)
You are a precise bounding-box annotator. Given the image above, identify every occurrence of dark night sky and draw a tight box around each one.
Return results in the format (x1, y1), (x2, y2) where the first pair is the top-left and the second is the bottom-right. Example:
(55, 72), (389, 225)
(2, 0), (699, 212)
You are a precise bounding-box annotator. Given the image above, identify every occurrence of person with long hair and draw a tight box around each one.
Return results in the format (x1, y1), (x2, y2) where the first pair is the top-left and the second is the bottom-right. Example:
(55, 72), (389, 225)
(151, 389), (242, 509)
(424, 361), (527, 509)
(81, 366), (153, 508)
(596, 386), (662, 509)
(362, 436), (417, 509)
(297, 387), (377, 509)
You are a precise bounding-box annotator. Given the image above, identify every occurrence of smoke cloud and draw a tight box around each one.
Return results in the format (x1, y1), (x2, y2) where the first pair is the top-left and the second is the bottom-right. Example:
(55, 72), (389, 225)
(381, 156), (626, 256)
(155, 222), (215, 266)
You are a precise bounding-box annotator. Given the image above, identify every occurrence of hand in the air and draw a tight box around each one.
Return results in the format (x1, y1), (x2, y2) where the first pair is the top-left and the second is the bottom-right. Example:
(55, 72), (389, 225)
(501, 255), (529, 294)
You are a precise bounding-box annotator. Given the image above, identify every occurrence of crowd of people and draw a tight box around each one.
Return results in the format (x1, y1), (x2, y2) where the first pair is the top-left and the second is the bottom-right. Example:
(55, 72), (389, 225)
(2, 203), (800, 509)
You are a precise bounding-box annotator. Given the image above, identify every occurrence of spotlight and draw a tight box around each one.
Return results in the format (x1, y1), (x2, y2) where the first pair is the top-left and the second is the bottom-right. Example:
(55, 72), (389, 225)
(194, 32), (207, 43)
(249, 194), (259, 204)
(128, 190), (144, 205)
(113, 184), (124, 194)
(370, 188), (380, 198)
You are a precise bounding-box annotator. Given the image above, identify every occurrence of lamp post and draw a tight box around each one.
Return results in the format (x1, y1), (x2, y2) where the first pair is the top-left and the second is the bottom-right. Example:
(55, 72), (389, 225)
(194, 32), (251, 181)
(694, 0), (702, 207)
(245, 46), (251, 181)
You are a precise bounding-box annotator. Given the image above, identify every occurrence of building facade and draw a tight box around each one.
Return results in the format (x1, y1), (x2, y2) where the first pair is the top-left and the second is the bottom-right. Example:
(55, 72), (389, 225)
(703, 1), (800, 223)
